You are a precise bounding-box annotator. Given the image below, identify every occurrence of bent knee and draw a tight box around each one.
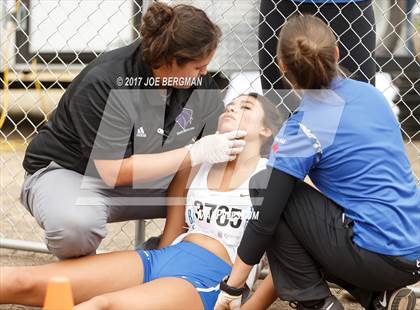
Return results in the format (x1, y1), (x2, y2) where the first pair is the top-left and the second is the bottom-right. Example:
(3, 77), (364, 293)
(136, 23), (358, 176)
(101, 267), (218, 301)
(7, 268), (39, 299)
(44, 214), (107, 259)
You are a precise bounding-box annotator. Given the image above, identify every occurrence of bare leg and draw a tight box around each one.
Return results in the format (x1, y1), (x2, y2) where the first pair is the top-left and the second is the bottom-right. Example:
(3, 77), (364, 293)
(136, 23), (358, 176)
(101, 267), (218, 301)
(0, 251), (143, 306)
(74, 278), (204, 310)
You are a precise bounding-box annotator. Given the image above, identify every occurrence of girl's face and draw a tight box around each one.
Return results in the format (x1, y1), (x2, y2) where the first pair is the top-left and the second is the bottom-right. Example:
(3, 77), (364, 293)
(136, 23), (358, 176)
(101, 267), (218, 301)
(218, 95), (270, 144)
(165, 50), (216, 89)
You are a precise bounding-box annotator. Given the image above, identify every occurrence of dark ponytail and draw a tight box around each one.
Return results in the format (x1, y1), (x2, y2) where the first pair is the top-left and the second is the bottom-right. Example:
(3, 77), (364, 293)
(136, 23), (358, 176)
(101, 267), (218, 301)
(277, 15), (338, 89)
(140, 2), (174, 38)
(140, 1), (221, 69)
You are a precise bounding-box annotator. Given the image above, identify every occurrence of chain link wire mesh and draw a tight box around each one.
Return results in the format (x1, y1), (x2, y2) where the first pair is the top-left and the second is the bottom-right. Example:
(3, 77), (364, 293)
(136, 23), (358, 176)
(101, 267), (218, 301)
(1, 0), (419, 253)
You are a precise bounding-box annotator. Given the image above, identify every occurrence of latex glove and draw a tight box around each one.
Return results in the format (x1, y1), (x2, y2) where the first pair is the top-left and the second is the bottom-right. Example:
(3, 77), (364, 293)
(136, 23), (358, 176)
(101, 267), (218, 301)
(188, 130), (247, 166)
(214, 291), (242, 310)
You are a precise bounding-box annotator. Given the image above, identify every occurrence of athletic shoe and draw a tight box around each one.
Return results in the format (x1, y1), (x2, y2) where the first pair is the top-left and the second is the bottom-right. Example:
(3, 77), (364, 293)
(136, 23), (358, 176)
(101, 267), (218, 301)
(289, 295), (344, 310)
(372, 287), (416, 310)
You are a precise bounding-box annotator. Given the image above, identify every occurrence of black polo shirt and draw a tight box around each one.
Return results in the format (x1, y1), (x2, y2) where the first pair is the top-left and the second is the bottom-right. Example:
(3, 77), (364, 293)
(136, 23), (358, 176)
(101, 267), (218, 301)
(23, 40), (224, 179)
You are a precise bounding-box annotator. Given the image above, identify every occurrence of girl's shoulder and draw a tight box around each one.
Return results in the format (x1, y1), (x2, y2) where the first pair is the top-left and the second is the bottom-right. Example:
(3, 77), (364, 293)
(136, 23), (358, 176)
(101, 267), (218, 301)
(256, 158), (269, 171)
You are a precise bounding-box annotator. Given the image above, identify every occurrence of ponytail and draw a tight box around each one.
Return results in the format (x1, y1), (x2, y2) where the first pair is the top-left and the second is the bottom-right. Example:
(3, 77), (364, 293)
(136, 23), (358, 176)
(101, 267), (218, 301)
(277, 15), (338, 89)
(140, 1), (221, 68)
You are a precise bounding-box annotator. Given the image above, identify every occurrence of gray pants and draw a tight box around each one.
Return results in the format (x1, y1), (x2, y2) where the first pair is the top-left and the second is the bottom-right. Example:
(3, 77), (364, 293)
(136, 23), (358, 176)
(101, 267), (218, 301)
(20, 162), (167, 259)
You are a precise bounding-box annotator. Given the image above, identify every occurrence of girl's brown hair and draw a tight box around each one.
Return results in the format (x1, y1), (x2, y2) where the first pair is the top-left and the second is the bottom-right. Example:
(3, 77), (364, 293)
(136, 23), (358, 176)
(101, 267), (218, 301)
(140, 1), (221, 69)
(277, 14), (338, 89)
(238, 93), (285, 157)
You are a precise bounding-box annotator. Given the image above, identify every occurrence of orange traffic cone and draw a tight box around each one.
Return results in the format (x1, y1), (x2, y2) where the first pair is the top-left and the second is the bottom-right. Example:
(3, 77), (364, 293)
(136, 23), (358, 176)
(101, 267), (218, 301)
(43, 276), (74, 310)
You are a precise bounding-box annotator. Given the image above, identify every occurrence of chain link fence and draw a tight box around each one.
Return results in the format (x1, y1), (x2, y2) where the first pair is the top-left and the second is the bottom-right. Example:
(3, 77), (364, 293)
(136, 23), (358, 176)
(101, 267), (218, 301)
(1, 0), (419, 254)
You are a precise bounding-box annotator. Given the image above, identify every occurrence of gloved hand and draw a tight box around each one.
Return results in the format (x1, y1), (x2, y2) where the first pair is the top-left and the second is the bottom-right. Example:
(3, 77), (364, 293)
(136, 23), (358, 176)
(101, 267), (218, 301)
(214, 291), (242, 310)
(187, 130), (247, 166)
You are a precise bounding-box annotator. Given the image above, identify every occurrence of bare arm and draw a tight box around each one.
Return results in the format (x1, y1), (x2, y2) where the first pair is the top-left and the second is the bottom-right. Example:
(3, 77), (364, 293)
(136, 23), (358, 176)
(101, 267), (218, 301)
(95, 128), (247, 187)
(241, 273), (277, 310)
(95, 147), (191, 187)
(227, 255), (253, 289)
(158, 165), (200, 249)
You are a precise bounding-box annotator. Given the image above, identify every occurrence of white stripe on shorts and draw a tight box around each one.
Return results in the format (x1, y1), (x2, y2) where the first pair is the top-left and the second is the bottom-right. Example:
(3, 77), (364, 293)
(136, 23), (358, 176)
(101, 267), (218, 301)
(196, 284), (220, 293)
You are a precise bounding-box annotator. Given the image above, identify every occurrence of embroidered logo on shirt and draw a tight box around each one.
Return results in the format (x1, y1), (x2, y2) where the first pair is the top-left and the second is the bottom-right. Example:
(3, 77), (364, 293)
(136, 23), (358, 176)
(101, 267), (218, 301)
(272, 142), (279, 153)
(272, 137), (286, 153)
(136, 126), (147, 138)
(176, 108), (194, 134)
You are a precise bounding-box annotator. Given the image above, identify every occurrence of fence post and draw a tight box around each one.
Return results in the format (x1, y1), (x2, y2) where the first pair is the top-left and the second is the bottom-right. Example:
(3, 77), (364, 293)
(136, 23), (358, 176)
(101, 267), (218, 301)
(134, 219), (146, 249)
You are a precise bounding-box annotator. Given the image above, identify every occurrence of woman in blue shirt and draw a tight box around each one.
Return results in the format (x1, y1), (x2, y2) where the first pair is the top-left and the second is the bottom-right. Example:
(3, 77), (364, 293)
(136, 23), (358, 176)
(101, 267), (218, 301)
(259, 0), (376, 115)
(216, 15), (419, 310)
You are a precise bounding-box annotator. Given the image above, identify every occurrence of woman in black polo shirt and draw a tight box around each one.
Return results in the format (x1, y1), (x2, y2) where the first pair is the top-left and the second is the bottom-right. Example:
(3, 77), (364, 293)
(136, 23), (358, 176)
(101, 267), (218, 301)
(20, 2), (245, 259)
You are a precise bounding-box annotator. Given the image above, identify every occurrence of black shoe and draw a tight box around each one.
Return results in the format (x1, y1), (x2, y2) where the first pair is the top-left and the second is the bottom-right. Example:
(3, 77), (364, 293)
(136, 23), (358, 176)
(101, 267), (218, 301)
(289, 295), (344, 310)
(372, 287), (416, 310)
(142, 235), (162, 250)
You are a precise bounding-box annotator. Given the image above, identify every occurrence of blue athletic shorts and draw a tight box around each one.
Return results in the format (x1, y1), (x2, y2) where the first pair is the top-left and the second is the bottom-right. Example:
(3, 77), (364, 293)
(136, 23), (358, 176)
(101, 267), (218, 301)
(137, 241), (232, 310)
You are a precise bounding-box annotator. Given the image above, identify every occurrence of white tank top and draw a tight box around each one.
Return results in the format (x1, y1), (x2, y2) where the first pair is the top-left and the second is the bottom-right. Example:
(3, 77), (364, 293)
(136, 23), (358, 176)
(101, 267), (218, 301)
(172, 158), (268, 288)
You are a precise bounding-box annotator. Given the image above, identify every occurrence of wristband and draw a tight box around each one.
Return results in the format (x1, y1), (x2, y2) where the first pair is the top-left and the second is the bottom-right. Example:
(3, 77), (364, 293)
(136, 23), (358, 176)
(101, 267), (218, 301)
(219, 276), (246, 296)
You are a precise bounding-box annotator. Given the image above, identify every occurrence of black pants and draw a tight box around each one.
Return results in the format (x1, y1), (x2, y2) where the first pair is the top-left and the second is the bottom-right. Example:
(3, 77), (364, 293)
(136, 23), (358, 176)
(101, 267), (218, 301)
(259, 0), (376, 113)
(267, 181), (420, 309)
